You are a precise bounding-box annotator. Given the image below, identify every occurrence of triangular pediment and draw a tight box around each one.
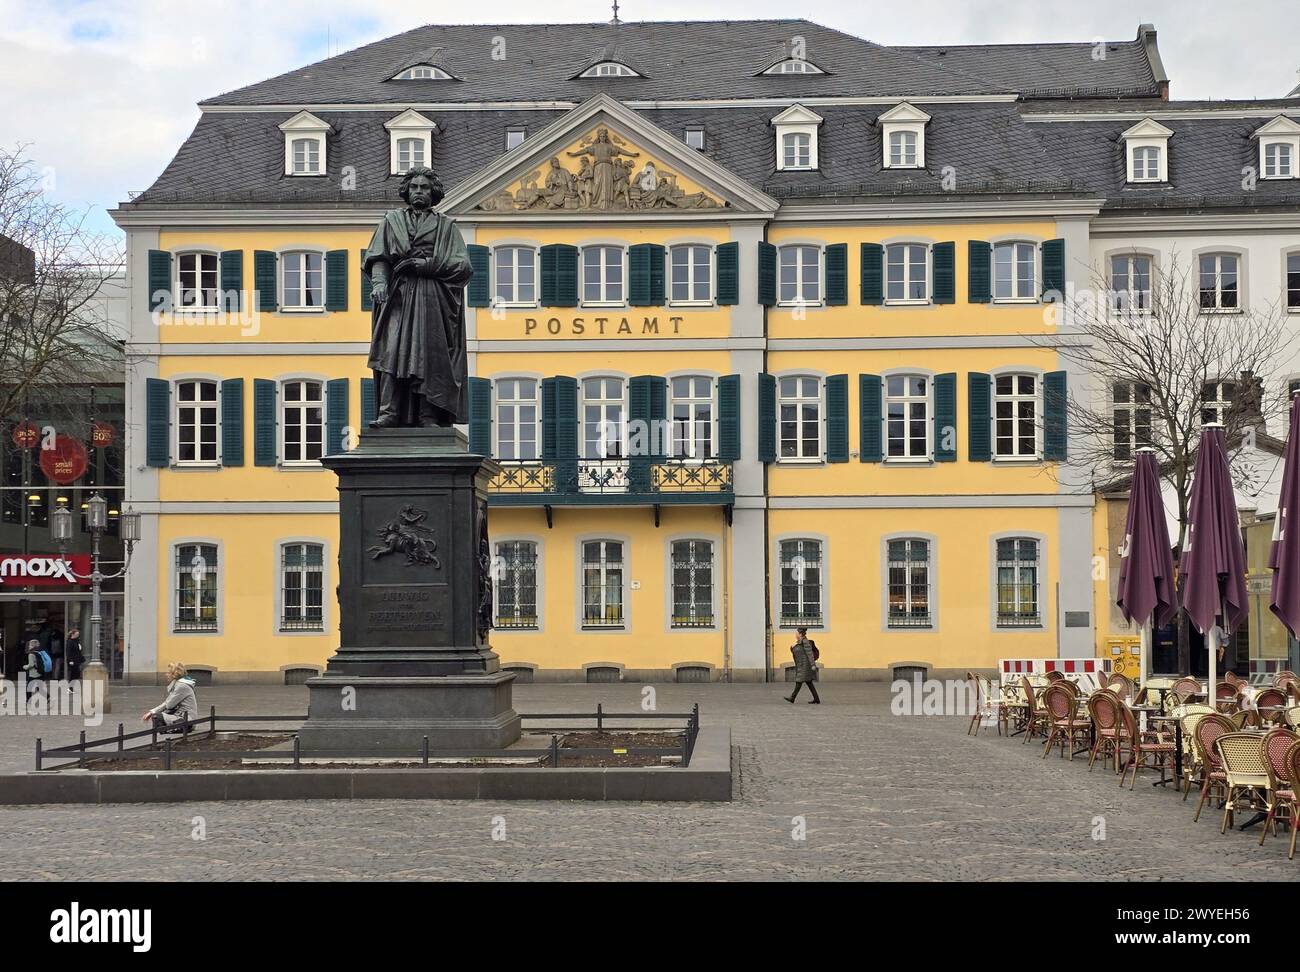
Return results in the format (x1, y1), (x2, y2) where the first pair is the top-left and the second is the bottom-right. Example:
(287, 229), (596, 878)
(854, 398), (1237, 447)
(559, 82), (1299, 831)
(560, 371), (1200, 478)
(1253, 114), (1300, 138)
(442, 93), (777, 217)
(770, 103), (823, 126)
(877, 101), (930, 125)
(384, 108), (436, 132)
(278, 110), (332, 134)
(1120, 117), (1174, 140)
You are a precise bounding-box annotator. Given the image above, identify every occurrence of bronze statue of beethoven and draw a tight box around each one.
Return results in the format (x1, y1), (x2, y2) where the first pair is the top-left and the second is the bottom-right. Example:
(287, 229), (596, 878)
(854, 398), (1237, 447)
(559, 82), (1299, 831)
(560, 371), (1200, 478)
(363, 166), (472, 428)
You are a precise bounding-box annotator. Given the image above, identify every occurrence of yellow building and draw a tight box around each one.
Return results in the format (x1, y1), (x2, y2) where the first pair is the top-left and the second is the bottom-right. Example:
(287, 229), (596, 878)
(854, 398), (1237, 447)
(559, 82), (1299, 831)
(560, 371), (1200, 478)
(112, 20), (1186, 683)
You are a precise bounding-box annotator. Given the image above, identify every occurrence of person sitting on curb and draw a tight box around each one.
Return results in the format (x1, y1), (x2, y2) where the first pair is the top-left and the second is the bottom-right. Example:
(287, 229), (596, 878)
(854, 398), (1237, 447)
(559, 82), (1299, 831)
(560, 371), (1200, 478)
(141, 661), (198, 734)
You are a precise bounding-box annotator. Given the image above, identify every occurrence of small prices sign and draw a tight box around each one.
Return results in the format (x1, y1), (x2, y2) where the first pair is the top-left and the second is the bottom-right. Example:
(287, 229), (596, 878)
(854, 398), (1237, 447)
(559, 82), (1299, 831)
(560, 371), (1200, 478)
(38, 435), (89, 485)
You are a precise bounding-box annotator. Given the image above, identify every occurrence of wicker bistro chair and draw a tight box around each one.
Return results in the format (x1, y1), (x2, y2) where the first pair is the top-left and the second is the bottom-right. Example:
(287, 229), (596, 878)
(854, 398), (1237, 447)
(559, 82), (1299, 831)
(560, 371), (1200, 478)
(1045, 670), (1066, 683)
(1231, 709), (1262, 730)
(1273, 671), (1299, 688)
(1020, 677), (1050, 745)
(1215, 682), (1242, 714)
(967, 673), (1009, 737)
(1108, 673), (1134, 702)
(1259, 728), (1299, 849)
(1286, 742), (1300, 860)
(1192, 713), (1236, 821)
(1214, 732), (1273, 834)
(1117, 702), (1178, 789)
(1285, 706), (1300, 731)
(1173, 676), (1203, 698)
(1224, 670), (1242, 688)
(1255, 689), (1289, 726)
(1041, 683), (1091, 760)
(1097, 671), (1112, 691)
(1087, 690), (1125, 773)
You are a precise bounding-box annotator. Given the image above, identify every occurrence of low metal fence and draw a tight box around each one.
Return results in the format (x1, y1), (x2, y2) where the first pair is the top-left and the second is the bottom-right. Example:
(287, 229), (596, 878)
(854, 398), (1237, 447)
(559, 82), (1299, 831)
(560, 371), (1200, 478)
(36, 703), (701, 771)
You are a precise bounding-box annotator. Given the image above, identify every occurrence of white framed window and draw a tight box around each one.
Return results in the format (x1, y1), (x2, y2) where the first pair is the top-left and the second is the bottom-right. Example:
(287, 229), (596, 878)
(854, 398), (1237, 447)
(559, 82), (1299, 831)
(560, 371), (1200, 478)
(494, 246), (537, 306)
(1265, 142), (1294, 178)
(993, 373), (1040, 460)
(1121, 118), (1172, 183)
(580, 62), (638, 78)
(176, 252), (219, 310)
(581, 245), (624, 305)
(778, 375), (821, 460)
(885, 374), (930, 460)
(582, 376), (625, 459)
(395, 137), (425, 173)
(384, 109), (436, 176)
(684, 127), (705, 150)
(669, 244), (712, 305)
(889, 131), (918, 167)
(878, 102), (930, 169)
(175, 542), (218, 632)
(1201, 380), (1236, 426)
(1198, 252), (1240, 310)
(671, 539), (715, 628)
(280, 379), (324, 464)
(281, 250), (324, 310)
(279, 111), (331, 177)
(670, 376), (714, 460)
(495, 378), (540, 462)
(1130, 145), (1162, 182)
(779, 538), (823, 628)
(495, 540), (538, 629)
(1113, 381), (1153, 461)
(778, 245), (820, 305)
(175, 379), (219, 465)
(771, 105), (822, 171)
(996, 538), (1041, 627)
(885, 243), (928, 303)
(993, 241), (1037, 301)
(280, 542), (324, 632)
(763, 58), (825, 74)
(1258, 118), (1300, 179)
(1287, 252), (1300, 310)
(1110, 253), (1153, 312)
(582, 540), (624, 628)
(887, 538), (931, 628)
(505, 128), (526, 151)
(391, 64), (452, 80)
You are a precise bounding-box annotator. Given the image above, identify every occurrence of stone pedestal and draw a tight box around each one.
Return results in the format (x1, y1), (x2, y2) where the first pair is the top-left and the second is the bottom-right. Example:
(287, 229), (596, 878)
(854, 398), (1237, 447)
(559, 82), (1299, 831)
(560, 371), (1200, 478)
(298, 427), (521, 752)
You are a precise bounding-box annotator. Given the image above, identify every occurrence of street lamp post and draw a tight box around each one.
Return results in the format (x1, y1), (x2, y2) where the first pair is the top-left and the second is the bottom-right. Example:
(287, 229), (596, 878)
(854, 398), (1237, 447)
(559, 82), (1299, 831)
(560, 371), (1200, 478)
(51, 493), (140, 714)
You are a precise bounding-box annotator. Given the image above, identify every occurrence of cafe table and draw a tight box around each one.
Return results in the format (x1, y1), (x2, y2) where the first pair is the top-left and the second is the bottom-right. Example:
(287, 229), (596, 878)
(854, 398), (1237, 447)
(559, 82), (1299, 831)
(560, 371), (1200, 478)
(1146, 710), (1184, 787)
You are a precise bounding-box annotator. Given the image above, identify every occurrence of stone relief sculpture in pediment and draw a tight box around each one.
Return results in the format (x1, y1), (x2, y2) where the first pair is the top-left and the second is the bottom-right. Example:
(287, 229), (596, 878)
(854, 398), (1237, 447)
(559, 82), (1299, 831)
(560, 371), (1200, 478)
(475, 127), (724, 213)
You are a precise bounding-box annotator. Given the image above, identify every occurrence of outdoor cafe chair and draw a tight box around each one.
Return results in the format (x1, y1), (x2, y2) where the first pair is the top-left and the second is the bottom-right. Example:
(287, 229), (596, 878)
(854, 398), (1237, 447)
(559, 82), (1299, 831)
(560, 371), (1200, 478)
(1274, 670), (1298, 688)
(1042, 683), (1090, 760)
(1285, 742), (1300, 859)
(967, 673), (1008, 737)
(1224, 670), (1242, 688)
(1285, 706), (1300, 730)
(1259, 728), (1298, 851)
(1045, 670), (1065, 683)
(1020, 677), (1049, 745)
(1181, 710), (1213, 800)
(1231, 709), (1261, 730)
(1215, 732), (1272, 835)
(1215, 682), (1242, 714)
(1117, 701), (1177, 789)
(1108, 673), (1134, 702)
(1087, 690), (1124, 773)
(1192, 713), (1235, 821)
(1097, 671), (1112, 690)
(1173, 677), (1202, 698)
(1256, 688), (1289, 726)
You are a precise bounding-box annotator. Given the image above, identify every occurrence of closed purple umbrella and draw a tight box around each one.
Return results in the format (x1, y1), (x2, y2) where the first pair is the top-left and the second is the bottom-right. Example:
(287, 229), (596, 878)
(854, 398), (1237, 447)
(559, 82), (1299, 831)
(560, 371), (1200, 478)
(1269, 393), (1300, 637)
(1180, 424), (1248, 692)
(1117, 447), (1177, 686)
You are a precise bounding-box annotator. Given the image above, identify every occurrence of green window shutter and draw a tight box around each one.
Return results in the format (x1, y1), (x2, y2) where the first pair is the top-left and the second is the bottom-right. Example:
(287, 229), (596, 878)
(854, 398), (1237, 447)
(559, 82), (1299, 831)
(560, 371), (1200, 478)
(148, 250), (171, 312)
(717, 374), (741, 460)
(825, 373), (849, 462)
(219, 250), (243, 312)
(325, 378), (348, 454)
(466, 245), (491, 308)
(220, 378), (244, 466)
(1041, 238), (1066, 298)
(932, 242), (955, 305)
(254, 250), (278, 312)
(361, 377), (377, 427)
(858, 374), (882, 463)
(628, 244), (651, 306)
(1043, 370), (1068, 461)
(541, 377), (558, 460)
(933, 373), (957, 462)
(967, 241), (991, 304)
(628, 375), (656, 489)
(145, 378), (170, 467)
(648, 244), (665, 305)
(860, 243), (883, 305)
(325, 250), (348, 311)
(253, 378), (277, 466)
(758, 373), (776, 463)
(715, 242), (739, 305)
(468, 376), (492, 455)
(541, 244), (577, 307)
(553, 376), (578, 459)
(757, 242), (777, 307)
(824, 243), (848, 306)
(359, 250), (373, 311)
(967, 372), (991, 462)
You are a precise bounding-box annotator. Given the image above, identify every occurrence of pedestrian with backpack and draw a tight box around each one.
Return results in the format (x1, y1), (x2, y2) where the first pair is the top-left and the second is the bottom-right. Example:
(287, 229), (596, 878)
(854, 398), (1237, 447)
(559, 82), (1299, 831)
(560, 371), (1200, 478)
(784, 626), (822, 704)
(23, 638), (54, 691)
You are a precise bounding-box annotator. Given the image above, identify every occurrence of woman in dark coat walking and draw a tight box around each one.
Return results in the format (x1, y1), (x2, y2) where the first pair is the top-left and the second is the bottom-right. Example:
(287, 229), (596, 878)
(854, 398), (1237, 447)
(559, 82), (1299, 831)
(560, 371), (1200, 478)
(784, 626), (821, 704)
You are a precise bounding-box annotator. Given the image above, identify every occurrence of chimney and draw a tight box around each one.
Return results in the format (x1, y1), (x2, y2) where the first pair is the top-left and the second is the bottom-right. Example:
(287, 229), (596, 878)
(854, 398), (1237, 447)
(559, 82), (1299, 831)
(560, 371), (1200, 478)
(1138, 24), (1170, 100)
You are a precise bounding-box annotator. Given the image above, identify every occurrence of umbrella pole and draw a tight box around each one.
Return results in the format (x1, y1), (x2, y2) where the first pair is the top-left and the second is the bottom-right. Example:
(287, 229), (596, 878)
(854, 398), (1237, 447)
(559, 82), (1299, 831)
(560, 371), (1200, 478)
(1139, 620), (1150, 693)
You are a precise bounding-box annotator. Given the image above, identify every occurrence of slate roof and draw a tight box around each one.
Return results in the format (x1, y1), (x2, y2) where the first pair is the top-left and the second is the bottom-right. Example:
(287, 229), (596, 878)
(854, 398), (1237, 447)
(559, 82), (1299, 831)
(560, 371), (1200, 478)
(896, 41), (1160, 99)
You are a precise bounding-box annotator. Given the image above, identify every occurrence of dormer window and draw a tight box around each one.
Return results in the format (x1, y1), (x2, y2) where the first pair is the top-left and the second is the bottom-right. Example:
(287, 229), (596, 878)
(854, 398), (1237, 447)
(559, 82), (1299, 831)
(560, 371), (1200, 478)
(684, 127), (705, 151)
(1254, 116), (1300, 180)
(1121, 118), (1172, 184)
(763, 58), (825, 75)
(580, 62), (639, 78)
(771, 104), (822, 172)
(391, 64), (452, 80)
(384, 109), (436, 176)
(878, 103), (929, 170)
(505, 128), (526, 151)
(278, 110), (331, 177)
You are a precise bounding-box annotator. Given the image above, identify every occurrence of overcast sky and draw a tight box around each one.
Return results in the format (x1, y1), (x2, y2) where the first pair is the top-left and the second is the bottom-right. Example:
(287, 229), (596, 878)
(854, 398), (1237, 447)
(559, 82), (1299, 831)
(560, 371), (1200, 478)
(3, 0), (1298, 238)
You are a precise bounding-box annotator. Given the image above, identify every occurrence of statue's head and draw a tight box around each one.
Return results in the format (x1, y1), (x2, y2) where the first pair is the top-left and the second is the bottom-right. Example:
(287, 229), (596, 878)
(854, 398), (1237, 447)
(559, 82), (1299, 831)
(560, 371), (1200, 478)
(399, 166), (444, 209)
(596, 128), (609, 142)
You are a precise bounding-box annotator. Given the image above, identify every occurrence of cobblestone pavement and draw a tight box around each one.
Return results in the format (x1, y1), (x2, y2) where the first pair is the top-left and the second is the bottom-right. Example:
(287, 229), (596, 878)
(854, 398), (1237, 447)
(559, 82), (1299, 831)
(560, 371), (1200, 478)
(0, 682), (1294, 880)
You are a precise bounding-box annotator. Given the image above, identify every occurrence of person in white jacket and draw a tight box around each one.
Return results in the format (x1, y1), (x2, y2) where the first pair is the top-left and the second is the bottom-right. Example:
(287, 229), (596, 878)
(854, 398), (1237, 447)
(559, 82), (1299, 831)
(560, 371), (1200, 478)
(141, 661), (198, 732)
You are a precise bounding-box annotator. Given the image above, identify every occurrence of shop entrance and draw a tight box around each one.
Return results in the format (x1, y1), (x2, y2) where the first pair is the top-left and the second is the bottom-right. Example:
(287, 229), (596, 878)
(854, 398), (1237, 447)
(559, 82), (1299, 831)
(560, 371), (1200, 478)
(0, 595), (124, 681)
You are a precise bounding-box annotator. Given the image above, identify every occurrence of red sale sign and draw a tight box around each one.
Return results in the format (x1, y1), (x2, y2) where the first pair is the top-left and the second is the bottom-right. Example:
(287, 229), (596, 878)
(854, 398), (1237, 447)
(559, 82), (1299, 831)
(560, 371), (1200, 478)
(39, 435), (89, 485)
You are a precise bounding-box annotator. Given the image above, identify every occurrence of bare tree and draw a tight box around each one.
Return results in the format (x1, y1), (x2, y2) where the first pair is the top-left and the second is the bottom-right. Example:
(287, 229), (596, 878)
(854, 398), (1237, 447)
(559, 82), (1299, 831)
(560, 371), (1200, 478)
(1035, 250), (1292, 671)
(0, 144), (124, 428)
